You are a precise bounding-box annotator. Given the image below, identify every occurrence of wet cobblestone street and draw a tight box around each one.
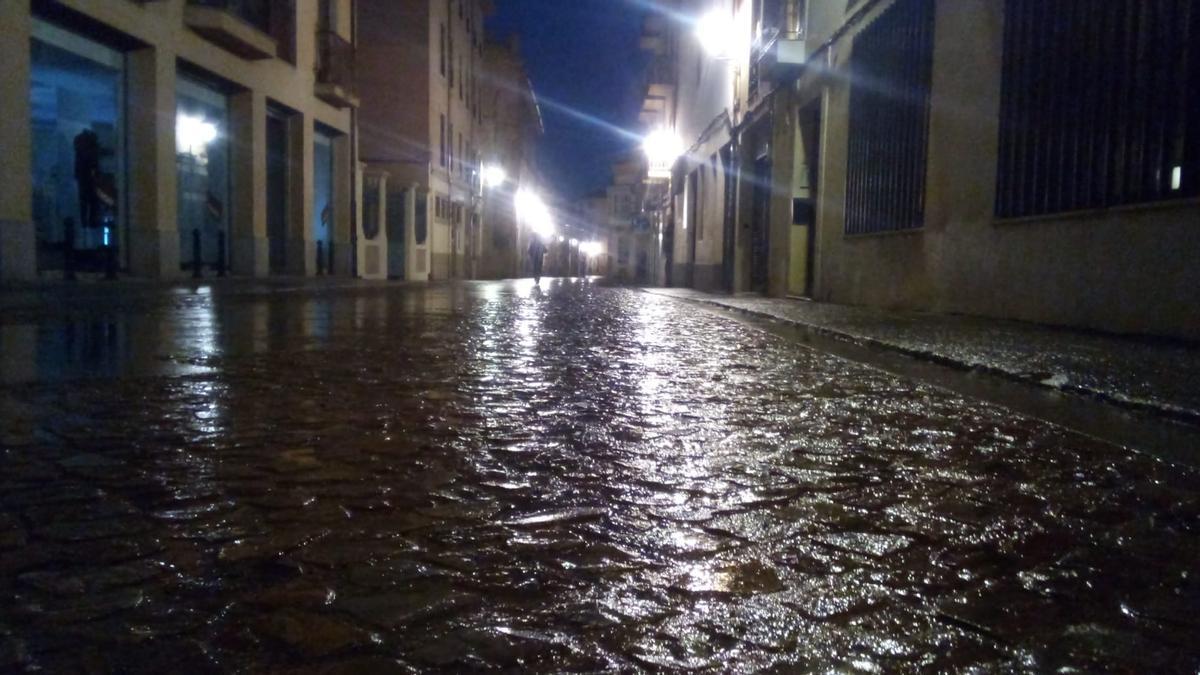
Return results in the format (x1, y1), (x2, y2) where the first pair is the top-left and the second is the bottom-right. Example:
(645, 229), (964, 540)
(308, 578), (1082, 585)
(0, 280), (1197, 672)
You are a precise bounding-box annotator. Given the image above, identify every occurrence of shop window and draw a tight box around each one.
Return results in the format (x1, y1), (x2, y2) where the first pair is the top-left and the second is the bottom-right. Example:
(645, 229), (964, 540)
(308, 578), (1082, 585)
(176, 75), (230, 270)
(30, 20), (125, 272)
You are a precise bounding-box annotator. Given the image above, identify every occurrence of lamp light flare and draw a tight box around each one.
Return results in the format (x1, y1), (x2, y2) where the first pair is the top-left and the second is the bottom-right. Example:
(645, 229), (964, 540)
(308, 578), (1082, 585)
(516, 189), (555, 239)
(643, 128), (683, 163)
(696, 9), (735, 59)
(483, 164), (507, 188)
(580, 241), (604, 257)
(644, 128), (683, 179)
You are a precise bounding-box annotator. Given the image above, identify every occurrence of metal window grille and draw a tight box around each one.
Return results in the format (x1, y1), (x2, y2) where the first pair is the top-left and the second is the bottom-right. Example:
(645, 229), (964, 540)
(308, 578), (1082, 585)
(844, 0), (936, 235)
(996, 0), (1200, 218)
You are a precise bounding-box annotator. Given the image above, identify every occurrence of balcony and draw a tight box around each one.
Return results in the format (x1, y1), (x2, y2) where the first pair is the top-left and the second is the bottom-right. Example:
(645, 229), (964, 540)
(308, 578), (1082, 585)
(759, 28), (808, 82)
(185, 0), (277, 60)
(315, 30), (359, 109)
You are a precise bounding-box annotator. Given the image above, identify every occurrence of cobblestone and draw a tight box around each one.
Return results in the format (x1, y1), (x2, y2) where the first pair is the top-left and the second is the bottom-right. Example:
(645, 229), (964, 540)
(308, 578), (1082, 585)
(645, 287), (1200, 423)
(0, 279), (1197, 671)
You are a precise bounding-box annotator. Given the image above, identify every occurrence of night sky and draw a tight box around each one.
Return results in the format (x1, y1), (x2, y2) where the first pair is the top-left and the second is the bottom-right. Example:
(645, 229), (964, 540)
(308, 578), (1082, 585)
(487, 0), (653, 201)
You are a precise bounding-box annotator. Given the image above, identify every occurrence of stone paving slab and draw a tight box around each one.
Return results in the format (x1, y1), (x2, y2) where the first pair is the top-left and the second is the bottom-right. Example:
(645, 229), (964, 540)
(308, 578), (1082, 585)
(646, 288), (1200, 425)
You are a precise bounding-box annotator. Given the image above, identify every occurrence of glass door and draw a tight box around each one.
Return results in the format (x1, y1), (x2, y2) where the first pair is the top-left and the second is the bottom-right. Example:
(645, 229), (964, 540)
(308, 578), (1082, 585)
(313, 130), (335, 271)
(176, 75), (230, 273)
(266, 111), (289, 274)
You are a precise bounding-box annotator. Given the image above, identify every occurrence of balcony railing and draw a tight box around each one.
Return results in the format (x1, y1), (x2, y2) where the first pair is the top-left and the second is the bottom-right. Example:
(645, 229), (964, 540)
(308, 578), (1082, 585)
(315, 30), (359, 108)
(753, 24), (809, 90)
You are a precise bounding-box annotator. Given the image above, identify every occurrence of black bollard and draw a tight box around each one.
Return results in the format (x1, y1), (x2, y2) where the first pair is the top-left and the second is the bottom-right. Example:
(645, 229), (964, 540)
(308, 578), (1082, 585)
(63, 218), (76, 282)
(193, 228), (203, 279)
(317, 240), (325, 276)
(216, 231), (227, 277)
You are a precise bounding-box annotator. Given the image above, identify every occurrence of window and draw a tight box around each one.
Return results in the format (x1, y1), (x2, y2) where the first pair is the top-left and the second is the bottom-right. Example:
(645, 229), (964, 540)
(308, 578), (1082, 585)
(458, 133), (464, 176)
(844, 0), (935, 235)
(30, 21), (126, 272)
(318, 0), (337, 32)
(439, 114), (447, 167)
(448, 122), (454, 172)
(755, 0), (807, 37)
(448, 24), (455, 88)
(995, 0), (1200, 218)
(439, 24), (446, 78)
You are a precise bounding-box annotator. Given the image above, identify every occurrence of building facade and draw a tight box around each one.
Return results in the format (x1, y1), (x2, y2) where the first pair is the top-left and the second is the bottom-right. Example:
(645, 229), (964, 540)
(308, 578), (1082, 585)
(477, 38), (544, 280)
(643, 0), (1200, 340)
(0, 0), (358, 282)
(604, 155), (657, 284)
(358, 0), (492, 282)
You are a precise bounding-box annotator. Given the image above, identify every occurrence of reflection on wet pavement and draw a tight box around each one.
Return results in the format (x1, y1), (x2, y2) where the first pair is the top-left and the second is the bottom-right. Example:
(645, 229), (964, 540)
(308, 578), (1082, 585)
(0, 279), (1197, 671)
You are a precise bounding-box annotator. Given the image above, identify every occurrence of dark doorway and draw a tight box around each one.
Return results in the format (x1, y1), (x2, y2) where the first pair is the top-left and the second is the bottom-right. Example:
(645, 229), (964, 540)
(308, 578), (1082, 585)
(721, 145), (736, 293)
(686, 169), (699, 288)
(750, 154), (771, 294)
(663, 216), (675, 287)
(386, 189), (406, 279)
(792, 102), (821, 298)
(266, 111), (289, 275)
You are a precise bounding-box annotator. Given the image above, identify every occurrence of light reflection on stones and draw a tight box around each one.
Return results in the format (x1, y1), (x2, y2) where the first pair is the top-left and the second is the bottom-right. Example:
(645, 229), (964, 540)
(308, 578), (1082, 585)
(0, 281), (1195, 671)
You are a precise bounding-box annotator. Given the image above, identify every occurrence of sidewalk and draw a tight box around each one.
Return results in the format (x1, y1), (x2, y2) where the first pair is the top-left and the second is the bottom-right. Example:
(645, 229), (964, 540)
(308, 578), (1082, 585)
(645, 288), (1200, 425)
(0, 276), (411, 321)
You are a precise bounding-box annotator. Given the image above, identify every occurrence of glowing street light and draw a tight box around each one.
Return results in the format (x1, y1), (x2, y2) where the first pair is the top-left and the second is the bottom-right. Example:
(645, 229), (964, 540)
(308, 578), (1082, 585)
(482, 164), (507, 188)
(644, 127), (683, 179)
(516, 189), (555, 239)
(580, 241), (604, 258)
(696, 9), (735, 59)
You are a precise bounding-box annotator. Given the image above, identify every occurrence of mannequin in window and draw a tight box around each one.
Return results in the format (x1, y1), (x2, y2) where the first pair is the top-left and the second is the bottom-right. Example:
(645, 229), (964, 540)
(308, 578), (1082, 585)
(74, 128), (101, 230)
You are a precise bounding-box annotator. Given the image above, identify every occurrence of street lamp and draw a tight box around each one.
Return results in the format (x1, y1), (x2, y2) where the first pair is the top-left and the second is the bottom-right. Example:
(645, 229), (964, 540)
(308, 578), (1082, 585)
(483, 164), (507, 189)
(696, 9), (735, 60)
(643, 128), (683, 180)
(516, 189), (555, 239)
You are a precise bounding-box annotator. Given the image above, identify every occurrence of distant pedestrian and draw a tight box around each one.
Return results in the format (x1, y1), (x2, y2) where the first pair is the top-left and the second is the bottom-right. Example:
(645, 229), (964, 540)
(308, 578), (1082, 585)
(528, 237), (546, 283)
